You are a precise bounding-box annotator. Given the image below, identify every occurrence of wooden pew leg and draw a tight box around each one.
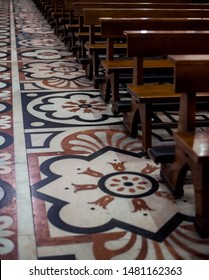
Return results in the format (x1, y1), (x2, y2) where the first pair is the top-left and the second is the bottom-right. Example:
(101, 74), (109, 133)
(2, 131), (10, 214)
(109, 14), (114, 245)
(123, 97), (139, 138)
(191, 163), (209, 238)
(67, 31), (76, 51)
(138, 103), (153, 153)
(72, 42), (81, 61)
(85, 52), (99, 83)
(109, 71), (120, 113)
(124, 99), (156, 153)
(81, 40), (87, 59)
(160, 146), (188, 198)
(100, 74), (111, 103)
(85, 56), (93, 80)
(160, 145), (209, 238)
(92, 51), (100, 88)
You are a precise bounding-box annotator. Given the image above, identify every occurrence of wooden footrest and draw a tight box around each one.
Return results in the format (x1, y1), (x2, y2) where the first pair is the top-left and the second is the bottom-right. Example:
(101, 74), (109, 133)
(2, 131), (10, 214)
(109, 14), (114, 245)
(128, 84), (181, 103)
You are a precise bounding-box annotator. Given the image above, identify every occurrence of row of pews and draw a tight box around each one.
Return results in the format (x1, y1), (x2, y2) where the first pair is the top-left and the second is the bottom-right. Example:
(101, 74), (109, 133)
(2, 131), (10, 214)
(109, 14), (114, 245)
(33, 0), (209, 238)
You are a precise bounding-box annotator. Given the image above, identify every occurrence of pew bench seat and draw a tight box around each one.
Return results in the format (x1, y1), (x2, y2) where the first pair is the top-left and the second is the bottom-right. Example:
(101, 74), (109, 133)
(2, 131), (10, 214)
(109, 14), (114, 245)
(65, 23), (80, 30)
(124, 83), (209, 152)
(101, 58), (175, 105)
(73, 32), (103, 60)
(75, 31), (101, 38)
(84, 42), (127, 82)
(128, 83), (179, 103)
(85, 42), (127, 51)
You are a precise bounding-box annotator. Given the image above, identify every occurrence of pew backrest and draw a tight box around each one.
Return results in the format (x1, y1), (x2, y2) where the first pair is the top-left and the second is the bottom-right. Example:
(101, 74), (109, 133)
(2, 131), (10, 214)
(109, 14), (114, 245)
(84, 8), (209, 26)
(169, 54), (209, 92)
(73, 2), (209, 17)
(100, 17), (209, 59)
(123, 30), (209, 85)
(124, 30), (209, 58)
(100, 17), (209, 38)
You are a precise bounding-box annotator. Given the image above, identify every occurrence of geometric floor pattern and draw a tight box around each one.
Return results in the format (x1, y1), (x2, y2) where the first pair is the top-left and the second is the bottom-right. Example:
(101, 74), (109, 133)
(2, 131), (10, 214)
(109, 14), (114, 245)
(0, 0), (209, 260)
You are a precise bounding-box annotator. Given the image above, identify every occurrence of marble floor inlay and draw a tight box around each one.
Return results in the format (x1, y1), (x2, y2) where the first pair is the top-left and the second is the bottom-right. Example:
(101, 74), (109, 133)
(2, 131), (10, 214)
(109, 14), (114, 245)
(0, 0), (209, 260)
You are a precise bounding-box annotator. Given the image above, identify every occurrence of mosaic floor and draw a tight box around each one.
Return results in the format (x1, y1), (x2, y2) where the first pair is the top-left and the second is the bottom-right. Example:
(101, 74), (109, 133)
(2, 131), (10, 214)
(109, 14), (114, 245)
(1, 0), (209, 260)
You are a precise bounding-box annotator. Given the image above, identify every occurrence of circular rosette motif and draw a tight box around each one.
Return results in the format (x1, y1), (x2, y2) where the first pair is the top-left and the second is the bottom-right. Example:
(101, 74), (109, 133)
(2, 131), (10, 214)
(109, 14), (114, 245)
(99, 171), (158, 198)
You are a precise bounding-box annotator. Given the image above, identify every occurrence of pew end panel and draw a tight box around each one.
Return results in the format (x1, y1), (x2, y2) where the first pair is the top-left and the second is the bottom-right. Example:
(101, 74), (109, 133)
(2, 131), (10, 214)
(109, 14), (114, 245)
(123, 30), (209, 153)
(150, 55), (209, 238)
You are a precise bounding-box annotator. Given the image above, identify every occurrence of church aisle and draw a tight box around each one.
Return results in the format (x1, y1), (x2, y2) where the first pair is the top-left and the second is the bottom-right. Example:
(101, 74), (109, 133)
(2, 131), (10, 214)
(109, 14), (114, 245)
(0, 0), (209, 259)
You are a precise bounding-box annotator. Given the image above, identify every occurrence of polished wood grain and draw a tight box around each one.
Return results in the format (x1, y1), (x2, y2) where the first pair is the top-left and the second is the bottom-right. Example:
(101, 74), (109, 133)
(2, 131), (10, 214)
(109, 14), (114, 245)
(123, 31), (209, 152)
(156, 55), (209, 237)
(100, 17), (209, 108)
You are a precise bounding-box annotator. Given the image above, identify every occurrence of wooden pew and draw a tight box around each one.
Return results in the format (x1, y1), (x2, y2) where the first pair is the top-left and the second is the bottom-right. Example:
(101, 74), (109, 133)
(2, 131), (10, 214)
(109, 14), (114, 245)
(50, 0), (69, 35)
(123, 30), (209, 153)
(82, 8), (209, 85)
(50, 0), (71, 36)
(73, 2), (158, 62)
(64, 1), (209, 54)
(42, 0), (63, 26)
(38, 0), (207, 21)
(73, 1), (209, 27)
(42, 1), (195, 53)
(34, 0), (66, 33)
(64, 0), (149, 49)
(74, 1), (209, 15)
(36, 0), (54, 17)
(100, 17), (209, 113)
(72, 2), (209, 62)
(149, 54), (209, 238)
(72, 2), (173, 57)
